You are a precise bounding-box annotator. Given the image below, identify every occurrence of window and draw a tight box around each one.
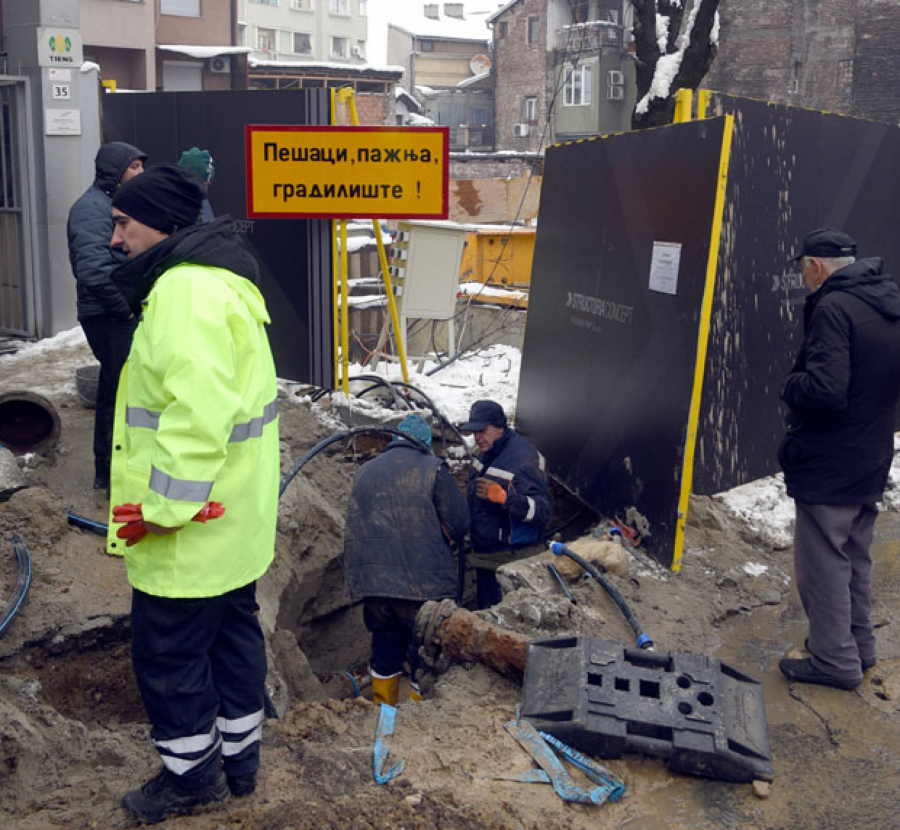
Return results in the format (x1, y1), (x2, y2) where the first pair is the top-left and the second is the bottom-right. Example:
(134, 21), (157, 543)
(498, 21), (508, 39)
(527, 16), (540, 44)
(331, 0), (349, 14)
(358, 0), (367, 14)
(524, 96), (537, 124)
(291, 0), (312, 8)
(331, 36), (349, 58)
(353, 40), (366, 59)
(293, 32), (312, 54)
(251, 0), (279, 6)
(257, 28), (276, 52)
(420, 40), (435, 52)
(470, 106), (489, 126)
(564, 65), (592, 106)
(160, 0), (200, 16)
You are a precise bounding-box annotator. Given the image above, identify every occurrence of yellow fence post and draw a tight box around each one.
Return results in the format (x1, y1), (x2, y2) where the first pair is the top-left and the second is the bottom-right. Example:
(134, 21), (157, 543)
(673, 88), (694, 123)
(336, 87), (410, 384)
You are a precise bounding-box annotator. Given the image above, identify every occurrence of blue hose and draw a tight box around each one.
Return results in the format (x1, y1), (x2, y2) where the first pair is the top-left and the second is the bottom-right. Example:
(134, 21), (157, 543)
(549, 541), (653, 649)
(0, 535), (32, 638)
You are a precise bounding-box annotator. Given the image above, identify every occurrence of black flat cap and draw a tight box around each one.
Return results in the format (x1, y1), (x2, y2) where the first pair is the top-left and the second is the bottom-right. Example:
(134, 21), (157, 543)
(459, 399), (507, 432)
(791, 227), (857, 261)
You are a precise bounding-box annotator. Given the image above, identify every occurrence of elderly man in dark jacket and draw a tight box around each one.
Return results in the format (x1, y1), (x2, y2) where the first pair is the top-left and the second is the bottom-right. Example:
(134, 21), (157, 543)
(67, 141), (147, 490)
(343, 414), (469, 706)
(461, 399), (553, 609)
(778, 228), (900, 690)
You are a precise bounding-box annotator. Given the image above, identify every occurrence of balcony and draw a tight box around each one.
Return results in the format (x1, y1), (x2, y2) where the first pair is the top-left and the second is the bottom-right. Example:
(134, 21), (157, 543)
(554, 22), (623, 62)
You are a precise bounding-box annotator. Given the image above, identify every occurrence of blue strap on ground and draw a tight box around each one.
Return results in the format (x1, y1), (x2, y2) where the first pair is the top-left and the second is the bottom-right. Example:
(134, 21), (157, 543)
(373, 703), (405, 784)
(539, 730), (626, 802)
(504, 718), (625, 805)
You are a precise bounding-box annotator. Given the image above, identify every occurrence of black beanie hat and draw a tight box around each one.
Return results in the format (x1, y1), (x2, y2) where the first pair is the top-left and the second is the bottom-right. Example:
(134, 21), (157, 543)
(112, 164), (204, 234)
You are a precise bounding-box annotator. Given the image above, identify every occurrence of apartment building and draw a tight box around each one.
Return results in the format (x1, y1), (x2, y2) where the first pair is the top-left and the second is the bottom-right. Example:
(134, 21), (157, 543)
(78, 0), (248, 91)
(239, 0), (368, 65)
(388, 3), (495, 150)
(488, 0), (634, 150)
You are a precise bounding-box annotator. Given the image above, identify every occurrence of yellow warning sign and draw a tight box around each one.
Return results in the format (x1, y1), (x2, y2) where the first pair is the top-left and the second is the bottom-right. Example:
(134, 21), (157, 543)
(245, 125), (449, 219)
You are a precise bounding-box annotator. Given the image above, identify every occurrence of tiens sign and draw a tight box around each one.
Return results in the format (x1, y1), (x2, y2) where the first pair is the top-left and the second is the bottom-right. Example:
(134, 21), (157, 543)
(37, 28), (84, 68)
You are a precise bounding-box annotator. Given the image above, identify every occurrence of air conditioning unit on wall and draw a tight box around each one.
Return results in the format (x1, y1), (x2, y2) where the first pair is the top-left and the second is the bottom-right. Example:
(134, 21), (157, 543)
(209, 55), (231, 74)
(513, 123), (530, 138)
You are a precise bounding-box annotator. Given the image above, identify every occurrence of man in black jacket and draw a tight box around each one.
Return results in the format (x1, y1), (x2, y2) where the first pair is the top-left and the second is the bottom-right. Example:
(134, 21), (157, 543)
(67, 141), (147, 490)
(460, 400), (553, 609)
(342, 414), (469, 706)
(778, 228), (900, 689)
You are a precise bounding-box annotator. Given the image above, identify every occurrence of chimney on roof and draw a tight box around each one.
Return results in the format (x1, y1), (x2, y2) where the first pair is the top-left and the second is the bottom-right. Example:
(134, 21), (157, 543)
(423, 3), (439, 19)
(444, 3), (464, 18)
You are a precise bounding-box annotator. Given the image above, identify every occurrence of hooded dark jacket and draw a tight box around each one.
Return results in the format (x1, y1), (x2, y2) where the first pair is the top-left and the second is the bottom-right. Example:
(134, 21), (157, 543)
(67, 142), (147, 320)
(343, 443), (469, 601)
(778, 257), (900, 503)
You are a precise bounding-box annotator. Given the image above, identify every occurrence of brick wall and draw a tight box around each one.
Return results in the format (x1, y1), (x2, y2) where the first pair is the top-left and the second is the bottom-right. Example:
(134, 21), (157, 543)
(493, 0), (549, 150)
(704, 0), (900, 125)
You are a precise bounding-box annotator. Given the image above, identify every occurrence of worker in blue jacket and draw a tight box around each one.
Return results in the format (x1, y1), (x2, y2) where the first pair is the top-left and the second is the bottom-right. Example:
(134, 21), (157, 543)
(461, 400), (552, 608)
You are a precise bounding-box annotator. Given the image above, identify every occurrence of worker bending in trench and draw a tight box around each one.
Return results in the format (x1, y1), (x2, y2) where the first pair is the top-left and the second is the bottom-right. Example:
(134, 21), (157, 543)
(104, 165), (279, 823)
(342, 414), (469, 705)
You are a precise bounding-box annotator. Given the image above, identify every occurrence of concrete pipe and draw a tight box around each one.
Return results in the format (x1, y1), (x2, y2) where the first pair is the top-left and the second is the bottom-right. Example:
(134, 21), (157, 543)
(0, 391), (62, 455)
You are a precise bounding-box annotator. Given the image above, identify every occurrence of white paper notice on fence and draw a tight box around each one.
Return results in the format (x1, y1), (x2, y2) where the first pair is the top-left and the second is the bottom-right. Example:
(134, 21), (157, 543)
(648, 241), (682, 295)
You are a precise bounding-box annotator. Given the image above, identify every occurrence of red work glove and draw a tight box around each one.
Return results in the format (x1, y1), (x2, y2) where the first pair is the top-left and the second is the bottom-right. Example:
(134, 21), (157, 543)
(475, 477), (507, 505)
(112, 502), (226, 547)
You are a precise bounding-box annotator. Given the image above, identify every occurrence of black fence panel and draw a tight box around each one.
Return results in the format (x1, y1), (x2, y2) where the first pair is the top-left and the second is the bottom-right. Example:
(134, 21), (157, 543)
(103, 89), (333, 386)
(695, 93), (900, 494)
(517, 118), (731, 567)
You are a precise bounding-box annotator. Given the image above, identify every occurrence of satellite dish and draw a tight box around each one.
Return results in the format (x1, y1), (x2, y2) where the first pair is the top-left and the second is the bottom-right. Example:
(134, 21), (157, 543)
(469, 53), (492, 75)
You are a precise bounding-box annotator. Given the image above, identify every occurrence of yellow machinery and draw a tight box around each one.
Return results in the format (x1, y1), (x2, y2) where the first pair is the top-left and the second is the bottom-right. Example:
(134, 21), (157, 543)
(458, 225), (536, 288)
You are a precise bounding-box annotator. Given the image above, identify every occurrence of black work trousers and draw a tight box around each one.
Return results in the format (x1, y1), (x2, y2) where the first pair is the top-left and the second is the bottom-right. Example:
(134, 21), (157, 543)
(131, 582), (267, 785)
(80, 315), (136, 483)
(363, 597), (423, 678)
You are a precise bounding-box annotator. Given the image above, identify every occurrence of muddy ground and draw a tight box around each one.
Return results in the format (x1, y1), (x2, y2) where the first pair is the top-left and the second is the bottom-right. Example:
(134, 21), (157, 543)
(1, 334), (899, 829)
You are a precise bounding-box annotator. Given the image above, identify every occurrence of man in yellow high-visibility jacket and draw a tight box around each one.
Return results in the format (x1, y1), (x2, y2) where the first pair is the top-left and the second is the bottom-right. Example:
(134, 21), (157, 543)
(104, 165), (279, 824)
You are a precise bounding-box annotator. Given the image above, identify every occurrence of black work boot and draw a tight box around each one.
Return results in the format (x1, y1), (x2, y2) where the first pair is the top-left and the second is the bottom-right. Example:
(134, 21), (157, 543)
(778, 657), (861, 690)
(121, 768), (229, 824)
(226, 771), (257, 797)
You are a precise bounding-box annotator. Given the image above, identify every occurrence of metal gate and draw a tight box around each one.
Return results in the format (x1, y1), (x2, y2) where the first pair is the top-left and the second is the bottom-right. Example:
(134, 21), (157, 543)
(0, 77), (35, 336)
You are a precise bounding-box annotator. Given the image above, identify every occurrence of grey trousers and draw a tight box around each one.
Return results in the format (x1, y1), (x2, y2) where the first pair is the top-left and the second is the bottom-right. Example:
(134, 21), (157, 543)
(793, 500), (877, 680)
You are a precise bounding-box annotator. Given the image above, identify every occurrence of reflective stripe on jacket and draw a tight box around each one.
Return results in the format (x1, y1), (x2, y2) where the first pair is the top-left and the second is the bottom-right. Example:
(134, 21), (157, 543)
(106, 263), (279, 598)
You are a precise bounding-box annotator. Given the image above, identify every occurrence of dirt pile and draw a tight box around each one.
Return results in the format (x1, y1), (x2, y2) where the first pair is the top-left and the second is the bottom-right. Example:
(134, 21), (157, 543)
(2, 335), (900, 829)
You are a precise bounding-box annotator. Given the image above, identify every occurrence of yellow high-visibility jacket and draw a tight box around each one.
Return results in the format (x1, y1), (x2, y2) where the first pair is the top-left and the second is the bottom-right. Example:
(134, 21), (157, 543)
(106, 263), (279, 598)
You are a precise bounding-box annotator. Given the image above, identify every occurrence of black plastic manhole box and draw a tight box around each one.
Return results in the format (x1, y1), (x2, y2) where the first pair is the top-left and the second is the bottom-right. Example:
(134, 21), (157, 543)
(521, 636), (773, 782)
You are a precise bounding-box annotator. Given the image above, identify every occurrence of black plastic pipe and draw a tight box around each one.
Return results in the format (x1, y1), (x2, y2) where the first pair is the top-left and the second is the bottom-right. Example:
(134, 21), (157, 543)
(549, 541), (653, 649)
(0, 534), (32, 638)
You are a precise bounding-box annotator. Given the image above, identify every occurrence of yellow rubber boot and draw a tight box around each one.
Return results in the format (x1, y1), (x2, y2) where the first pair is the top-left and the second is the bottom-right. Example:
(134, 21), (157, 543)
(409, 681), (423, 702)
(370, 671), (401, 706)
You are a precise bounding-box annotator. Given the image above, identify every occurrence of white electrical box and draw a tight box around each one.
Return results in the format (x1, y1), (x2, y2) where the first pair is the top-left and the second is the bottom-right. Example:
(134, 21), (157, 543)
(392, 221), (467, 319)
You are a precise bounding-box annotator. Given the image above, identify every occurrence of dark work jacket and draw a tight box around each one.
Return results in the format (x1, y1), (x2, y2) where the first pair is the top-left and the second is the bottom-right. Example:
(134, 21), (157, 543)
(467, 428), (552, 553)
(343, 443), (469, 601)
(67, 142), (146, 321)
(779, 257), (900, 503)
